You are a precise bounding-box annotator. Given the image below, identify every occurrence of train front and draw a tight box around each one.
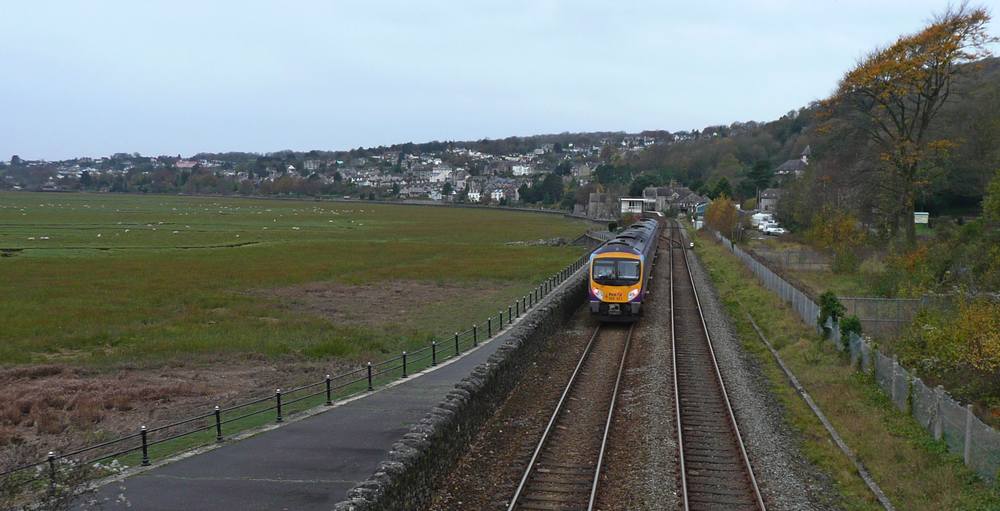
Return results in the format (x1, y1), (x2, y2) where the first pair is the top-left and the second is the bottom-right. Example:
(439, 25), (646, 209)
(589, 249), (644, 322)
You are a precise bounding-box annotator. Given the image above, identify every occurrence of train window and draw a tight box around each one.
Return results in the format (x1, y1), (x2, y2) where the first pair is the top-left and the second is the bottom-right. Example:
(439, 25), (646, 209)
(592, 259), (641, 286)
(619, 261), (640, 280)
(593, 261), (616, 280)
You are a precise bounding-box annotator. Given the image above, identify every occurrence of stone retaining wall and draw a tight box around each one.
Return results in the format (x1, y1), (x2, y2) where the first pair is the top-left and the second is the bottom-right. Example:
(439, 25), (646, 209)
(333, 270), (588, 510)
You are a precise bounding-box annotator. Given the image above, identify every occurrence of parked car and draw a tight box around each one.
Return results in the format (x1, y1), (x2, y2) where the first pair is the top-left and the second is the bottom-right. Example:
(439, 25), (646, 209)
(751, 212), (774, 227)
(764, 226), (787, 236)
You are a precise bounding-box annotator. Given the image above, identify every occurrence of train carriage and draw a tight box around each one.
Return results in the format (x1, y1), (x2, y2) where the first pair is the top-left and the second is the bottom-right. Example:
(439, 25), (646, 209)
(588, 218), (661, 322)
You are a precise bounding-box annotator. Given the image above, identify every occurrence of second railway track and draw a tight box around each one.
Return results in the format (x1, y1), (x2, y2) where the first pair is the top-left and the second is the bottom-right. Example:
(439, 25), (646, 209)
(668, 221), (766, 511)
(507, 323), (634, 511)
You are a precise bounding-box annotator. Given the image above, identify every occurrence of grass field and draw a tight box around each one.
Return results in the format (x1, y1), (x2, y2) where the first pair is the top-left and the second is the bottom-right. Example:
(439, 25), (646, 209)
(694, 228), (999, 510)
(0, 192), (590, 366)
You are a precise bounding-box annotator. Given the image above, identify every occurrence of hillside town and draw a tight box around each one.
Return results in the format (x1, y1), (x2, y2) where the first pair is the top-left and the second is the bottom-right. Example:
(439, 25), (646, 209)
(0, 134), (660, 212)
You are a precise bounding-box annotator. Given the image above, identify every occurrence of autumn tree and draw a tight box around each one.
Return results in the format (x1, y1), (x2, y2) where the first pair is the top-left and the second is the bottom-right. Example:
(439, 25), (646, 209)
(705, 196), (739, 236)
(827, 3), (996, 245)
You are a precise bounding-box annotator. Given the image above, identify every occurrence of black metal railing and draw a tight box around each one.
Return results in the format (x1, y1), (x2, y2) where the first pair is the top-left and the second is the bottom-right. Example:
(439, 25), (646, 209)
(0, 250), (593, 499)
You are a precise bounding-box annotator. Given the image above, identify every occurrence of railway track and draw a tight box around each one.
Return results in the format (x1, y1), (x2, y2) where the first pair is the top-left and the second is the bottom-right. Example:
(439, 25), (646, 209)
(507, 323), (634, 511)
(668, 222), (766, 511)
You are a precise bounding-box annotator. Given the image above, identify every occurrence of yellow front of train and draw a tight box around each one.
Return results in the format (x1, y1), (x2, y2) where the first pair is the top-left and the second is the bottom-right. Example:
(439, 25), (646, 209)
(589, 251), (644, 321)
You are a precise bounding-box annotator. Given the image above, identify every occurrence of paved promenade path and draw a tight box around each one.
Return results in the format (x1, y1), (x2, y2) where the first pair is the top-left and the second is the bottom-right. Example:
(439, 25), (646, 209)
(81, 314), (527, 510)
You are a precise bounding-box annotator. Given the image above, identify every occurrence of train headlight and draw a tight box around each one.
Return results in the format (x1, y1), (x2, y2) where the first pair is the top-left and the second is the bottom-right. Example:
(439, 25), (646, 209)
(627, 288), (640, 301)
(592, 288), (603, 300)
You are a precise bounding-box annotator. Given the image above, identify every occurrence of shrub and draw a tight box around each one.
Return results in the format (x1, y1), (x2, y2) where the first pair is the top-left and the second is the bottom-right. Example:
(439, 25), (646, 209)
(839, 315), (862, 350)
(897, 298), (1000, 403)
(805, 206), (866, 269)
(818, 291), (845, 329)
(608, 221), (618, 233)
(832, 250), (859, 274)
(859, 254), (886, 275)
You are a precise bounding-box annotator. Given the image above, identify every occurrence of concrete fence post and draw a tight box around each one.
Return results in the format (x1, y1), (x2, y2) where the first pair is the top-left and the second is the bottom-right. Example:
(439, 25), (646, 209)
(890, 356), (899, 402)
(906, 373), (914, 415)
(933, 385), (944, 441)
(965, 404), (974, 465)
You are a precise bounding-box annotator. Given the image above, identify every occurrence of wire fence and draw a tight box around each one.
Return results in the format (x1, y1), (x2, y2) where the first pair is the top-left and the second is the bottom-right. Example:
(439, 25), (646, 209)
(838, 296), (952, 338)
(750, 247), (830, 271)
(0, 243), (597, 501)
(714, 230), (1000, 486)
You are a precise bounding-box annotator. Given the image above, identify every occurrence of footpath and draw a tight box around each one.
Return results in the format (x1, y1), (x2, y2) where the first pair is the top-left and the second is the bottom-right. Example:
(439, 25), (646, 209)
(78, 274), (581, 511)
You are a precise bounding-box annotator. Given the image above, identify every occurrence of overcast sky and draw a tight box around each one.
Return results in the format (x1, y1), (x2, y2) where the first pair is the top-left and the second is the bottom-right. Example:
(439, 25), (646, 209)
(2, 1), (995, 160)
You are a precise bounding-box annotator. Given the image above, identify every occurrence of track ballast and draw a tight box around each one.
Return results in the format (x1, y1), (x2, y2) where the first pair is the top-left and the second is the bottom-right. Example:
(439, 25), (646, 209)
(507, 324), (633, 511)
(668, 222), (766, 511)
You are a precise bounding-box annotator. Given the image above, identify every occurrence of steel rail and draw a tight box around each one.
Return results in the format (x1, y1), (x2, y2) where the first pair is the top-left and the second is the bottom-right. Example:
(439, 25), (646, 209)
(668, 228), (690, 510)
(506, 323), (635, 511)
(587, 323), (634, 510)
(668, 221), (766, 511)
(506, 325), (601, 511)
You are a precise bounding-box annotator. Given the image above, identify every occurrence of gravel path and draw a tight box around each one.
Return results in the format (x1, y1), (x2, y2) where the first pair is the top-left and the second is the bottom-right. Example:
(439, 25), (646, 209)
(682, 229), (842, 511)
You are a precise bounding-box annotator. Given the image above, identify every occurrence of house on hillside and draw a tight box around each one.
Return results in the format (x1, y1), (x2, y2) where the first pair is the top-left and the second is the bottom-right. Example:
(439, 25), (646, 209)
(588, 192), (612, 219)
(429, 165), (452, 183)
(760, 188), (783, 212)
(642, 184), (695, 212)
(489, 183), (520, 203)
(775, 145), (810, 178)
(451, 170), (470, 191)
(512, 164), (533, 176)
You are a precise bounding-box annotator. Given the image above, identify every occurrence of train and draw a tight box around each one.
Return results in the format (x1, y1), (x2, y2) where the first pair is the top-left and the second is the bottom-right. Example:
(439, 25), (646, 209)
(588, 217), (661, 322)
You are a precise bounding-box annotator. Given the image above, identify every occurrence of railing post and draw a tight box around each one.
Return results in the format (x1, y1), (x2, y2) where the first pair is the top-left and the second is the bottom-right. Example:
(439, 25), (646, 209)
(473, 325), (478, 346)
(215, 405), (223, 442)
(522, 295), (526, 313)
(402, 351), (408, 377)
(454, 332), (460, 355)
(140, 425), (150, 466)
(432, 341), (437, 365)
(488, 317), (492, 337)
(367, 362), (373, 391)
(325, 375), (332, 406)
(47, 452), (56, 495)
(529, 293), (533, 308)
(515, 300), (519, 317)
(499, 310), (504, 329)
(508, 305), (512, 322)
(275, 389), (283, 423)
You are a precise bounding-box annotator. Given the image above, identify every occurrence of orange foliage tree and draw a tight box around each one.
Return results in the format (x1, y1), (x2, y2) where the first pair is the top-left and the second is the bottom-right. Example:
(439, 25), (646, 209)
(826, 4), (996, 245)
(705, 196), (738, 236)
(806, 206), (867, 272)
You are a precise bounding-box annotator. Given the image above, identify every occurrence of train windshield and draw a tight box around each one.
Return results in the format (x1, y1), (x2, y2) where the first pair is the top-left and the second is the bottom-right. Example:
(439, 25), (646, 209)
(592, 259), (641, 286)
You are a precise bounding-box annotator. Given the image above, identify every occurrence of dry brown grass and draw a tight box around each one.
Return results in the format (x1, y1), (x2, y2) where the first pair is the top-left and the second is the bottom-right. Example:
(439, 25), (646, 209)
(0, 358), (354, 472)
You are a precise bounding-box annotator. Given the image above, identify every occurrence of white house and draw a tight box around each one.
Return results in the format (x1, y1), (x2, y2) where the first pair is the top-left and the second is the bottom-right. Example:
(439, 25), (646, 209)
(512, 164), (533, 176)
(620, 197), (655, 214)
(429, 165), (452, 183)
(467, 190), (482, 203)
